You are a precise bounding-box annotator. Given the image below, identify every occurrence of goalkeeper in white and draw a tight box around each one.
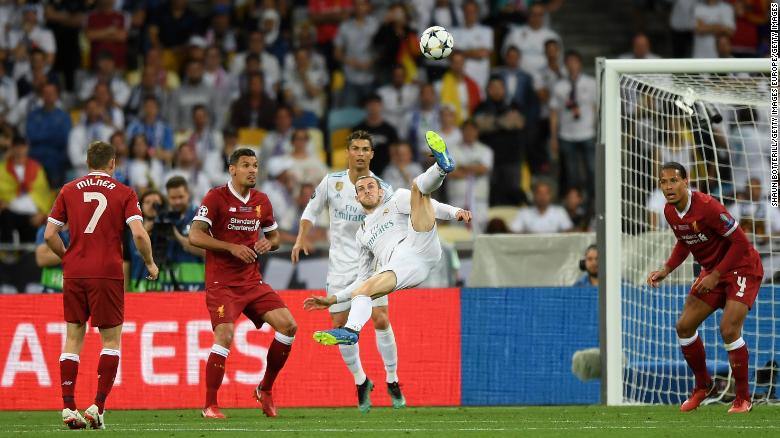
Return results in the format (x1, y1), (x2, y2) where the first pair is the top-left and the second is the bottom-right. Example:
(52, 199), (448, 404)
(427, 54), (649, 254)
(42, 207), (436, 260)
(304, 131), (471, 346)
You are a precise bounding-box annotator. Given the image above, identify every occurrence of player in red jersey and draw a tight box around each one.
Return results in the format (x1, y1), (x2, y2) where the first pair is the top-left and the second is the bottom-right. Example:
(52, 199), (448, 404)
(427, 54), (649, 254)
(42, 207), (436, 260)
(189, 148), (296, 419)
(647, 162), (763, 414)
(45, 141), (158, 429)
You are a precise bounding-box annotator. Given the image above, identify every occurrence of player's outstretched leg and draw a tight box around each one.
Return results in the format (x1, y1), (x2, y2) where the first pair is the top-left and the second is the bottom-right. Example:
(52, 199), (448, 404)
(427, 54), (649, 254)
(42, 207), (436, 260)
(425, 130), (455, 174)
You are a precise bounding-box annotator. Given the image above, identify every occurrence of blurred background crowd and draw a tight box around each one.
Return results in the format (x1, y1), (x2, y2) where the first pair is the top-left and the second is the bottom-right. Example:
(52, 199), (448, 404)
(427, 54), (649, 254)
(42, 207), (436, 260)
(0, 0), (772, 291)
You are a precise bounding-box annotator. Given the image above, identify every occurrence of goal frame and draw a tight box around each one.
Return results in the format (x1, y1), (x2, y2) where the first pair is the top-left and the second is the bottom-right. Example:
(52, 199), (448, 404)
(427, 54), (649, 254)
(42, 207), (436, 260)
(597, 58), (772, 406)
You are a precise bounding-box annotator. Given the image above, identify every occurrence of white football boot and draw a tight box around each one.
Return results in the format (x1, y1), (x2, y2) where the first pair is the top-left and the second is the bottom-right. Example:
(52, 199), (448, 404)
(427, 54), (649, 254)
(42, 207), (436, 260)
(83, 404), (106, 429)
(62, 408), (87, 429)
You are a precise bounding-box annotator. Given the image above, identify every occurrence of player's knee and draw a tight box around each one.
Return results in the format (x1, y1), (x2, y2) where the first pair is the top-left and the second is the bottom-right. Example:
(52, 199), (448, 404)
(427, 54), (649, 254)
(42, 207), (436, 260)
(372, 311), (390, 330)
(675, 320), (696, 338)
(719, 322), (741, 343)
(279, 319), (297, 337)
(214, 326), (234, 346)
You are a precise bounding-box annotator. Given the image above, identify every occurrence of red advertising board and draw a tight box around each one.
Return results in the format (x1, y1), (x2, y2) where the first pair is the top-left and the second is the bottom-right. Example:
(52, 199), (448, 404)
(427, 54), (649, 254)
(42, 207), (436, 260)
(0, 289), (460, 410)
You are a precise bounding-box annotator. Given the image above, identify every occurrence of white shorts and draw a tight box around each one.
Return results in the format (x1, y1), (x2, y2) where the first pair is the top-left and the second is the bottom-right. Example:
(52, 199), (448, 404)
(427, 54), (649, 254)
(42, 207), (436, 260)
(327, 279), (389, 313)
(379, 221), (442, 291)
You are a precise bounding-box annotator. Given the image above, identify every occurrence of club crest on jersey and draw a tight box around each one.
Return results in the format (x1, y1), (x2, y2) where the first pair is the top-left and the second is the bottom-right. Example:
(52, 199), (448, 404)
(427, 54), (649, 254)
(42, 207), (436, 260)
(383, 208), (389, 215)
(256, 205), (262, 217)
(335, 182), (344, 191)
(720, 213), (735, 228)
(217, 305), (225, 318)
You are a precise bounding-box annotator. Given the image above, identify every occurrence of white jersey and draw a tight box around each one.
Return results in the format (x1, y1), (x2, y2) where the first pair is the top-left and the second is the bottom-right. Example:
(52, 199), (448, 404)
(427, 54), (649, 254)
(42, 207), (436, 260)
(354, 189), (460, 281)
(301, 170), (393, 285)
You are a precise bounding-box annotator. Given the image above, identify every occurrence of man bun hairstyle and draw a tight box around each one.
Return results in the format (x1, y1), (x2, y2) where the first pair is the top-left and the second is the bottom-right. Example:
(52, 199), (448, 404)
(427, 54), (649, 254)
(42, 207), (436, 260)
(229, 148), (257, 165)
(87, 140), (115, 170)
(660, 161), (688, 179)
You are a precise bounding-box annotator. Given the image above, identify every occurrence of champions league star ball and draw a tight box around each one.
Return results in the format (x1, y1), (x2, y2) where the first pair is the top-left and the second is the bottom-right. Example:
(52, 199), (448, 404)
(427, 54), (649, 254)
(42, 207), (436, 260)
(420, 26), (454, 60)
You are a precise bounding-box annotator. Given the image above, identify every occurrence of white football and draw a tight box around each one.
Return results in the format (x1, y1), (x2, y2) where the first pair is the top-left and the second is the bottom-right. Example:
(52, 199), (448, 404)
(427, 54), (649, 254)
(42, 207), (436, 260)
(420, 26), (454, 60)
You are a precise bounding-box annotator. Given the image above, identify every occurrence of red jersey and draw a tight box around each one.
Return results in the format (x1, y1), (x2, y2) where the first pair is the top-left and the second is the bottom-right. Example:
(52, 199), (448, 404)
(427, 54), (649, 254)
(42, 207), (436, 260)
(193, 182), (277, 287)
(48, 171), (142, 279)
(664, 191), (762, 274)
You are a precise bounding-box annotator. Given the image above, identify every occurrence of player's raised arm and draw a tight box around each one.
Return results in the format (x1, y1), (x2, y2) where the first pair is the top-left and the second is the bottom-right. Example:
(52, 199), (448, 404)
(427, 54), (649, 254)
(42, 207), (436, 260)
(293, 176), (328, 263)
(128, 219), (159, 280)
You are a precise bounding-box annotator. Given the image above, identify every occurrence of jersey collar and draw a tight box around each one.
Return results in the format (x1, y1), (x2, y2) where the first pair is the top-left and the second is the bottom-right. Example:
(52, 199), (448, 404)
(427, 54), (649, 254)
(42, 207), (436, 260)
(676, 189), (693, 219)
(87, 171), (111, 177)
(228, 180), (250, 204)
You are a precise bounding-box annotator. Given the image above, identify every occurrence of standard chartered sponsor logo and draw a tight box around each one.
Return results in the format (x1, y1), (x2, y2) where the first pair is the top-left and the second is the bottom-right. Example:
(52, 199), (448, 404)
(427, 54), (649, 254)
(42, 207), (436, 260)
(227, 217), (260, 231)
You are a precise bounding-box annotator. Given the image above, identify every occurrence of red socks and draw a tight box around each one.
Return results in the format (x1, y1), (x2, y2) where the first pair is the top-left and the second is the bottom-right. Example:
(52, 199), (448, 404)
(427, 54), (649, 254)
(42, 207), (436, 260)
(679, 332), (712, 389)
(204, 345), (229, 408)
(260, 334), (294, 391)
(726, 338), (750, 400)
(59, 353), (80, 410)
(95, 349), (120, 414)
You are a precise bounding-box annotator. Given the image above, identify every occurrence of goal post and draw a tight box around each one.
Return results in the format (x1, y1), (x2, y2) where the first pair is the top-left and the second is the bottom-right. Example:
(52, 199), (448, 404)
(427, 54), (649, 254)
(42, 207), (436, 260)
(598, 58), (773, 406)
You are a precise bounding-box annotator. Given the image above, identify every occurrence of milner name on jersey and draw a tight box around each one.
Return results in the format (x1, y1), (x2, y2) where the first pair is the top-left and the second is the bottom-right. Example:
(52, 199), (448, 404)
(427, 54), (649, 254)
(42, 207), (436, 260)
(75, 178), (117, 190)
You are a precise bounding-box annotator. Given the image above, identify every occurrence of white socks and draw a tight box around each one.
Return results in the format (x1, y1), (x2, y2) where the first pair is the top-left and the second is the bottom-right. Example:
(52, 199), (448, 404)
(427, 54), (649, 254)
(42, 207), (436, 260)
(375, 325), (398, 383)
(339, 344), (367, 385)
(344, 296), (372, 332)
(414, 163), (446, 195)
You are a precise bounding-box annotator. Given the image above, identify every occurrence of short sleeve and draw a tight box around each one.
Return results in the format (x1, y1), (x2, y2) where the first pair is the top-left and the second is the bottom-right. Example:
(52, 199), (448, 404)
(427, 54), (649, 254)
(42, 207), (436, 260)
(705, 200), (739, 237)
(48, 189), (67, 227)
(548, 81), (563, 111)
(260, 193), (278, 233)
(193, 189), (220, 227)
(124, 190), (143, 224)
(300, 176), (329, 224)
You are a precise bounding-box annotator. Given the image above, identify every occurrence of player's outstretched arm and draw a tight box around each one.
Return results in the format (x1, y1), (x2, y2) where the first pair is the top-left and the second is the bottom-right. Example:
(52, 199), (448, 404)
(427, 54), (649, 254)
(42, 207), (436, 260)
(129, 219), (159, 280)
(43, 221), (66, 259)
(291, 219), (314, 263)
(430, 198), (472, 223)
(189, 220), (257, 263)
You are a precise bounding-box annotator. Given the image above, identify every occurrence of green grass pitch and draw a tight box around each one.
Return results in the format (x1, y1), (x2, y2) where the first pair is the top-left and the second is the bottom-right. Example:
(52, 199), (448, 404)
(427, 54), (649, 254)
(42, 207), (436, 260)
(0, 405), (778, 437)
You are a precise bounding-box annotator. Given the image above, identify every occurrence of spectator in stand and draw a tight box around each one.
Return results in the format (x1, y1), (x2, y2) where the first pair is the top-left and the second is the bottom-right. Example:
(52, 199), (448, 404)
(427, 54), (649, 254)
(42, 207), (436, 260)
(25, 83), (70, 188)
(669, 0), (698, 58)
(127, 134), (164, 193)
(447, 120), (493, 233)
(229, 30), (281, 98)
(230, 72), (277, 131)
(382, 141), (424, 192)
(68, 97), (115, 177)
(93, 82), (125, 129)
(510, 180), (573, 233)
(502, 4), (561, 76)
(7, 5), (56, 67)
(109, 131), (130, 186)
(451, 0), (494, 93)
(183, 104), (224, 166)
(563, 187), (590, 231)
(493, 46), (542, 173)
(205, 5), (237, 57)
(308, 0), (353, 72)
(84, 0), (128, 69)
(79, 52), (131, 108)
(147, 0), (201, 71)
(164, 144), (211, 205)
(261, 106), (297, 164)
(372, 3), (419, 85)
(717, 34), (736, 57)
(573, 245), (598, 287)
(693, 0), (735, 59)
(14, 48), (60, 99)
(44, 0), (87, 91)
(139, 47), (181, 91)
(259, 4), (290, 64)
(550, 50), (597, 205)
(436, 105), (464, 167)
(727, 0), (768, 57)
(202, 46), (233, 101)
(261, 156), (298, 237)
(126, 96), (175, 164)
(377, 65), (419, 137)
(534, 39), (566, 173)
(0, 63), (17, 122)
(282, 47), (329, 122)
(403, 83), (441, 158)
(474, 76), (526, 206)
(125, 67), (171, 121)
(6, 71), (46, 135)
(283, 28), (328, 78)
(204, 128), (238, 186)
(0, 135), (53, 244)
(333, 0), (379, 107)
(353, 94), (399, 175)
(434, 51), (481, 126)
(281, 182), (328, 244)
(170, 60), (219, 132)
(163, 176), (205, 275)
(619, 33), (661, 59)
(284, 129), (328, 185)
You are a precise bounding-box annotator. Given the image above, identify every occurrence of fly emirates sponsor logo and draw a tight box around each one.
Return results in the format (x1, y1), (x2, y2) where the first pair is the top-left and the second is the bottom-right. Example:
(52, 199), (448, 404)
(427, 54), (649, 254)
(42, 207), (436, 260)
(228, 217), (260, 232)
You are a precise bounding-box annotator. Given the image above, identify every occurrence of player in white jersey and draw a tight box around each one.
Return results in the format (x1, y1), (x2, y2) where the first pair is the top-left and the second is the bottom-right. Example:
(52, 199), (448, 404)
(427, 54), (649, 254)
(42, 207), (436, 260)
(304, 131), (471, 345)
(291, 130), (402, 412)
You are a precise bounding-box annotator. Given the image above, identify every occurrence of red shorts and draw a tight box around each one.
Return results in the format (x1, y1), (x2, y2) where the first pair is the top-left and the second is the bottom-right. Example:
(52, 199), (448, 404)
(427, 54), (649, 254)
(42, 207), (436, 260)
(689, 268), (762, 310)
(63, 278), (124, 328)
(206, 282), (287, 330)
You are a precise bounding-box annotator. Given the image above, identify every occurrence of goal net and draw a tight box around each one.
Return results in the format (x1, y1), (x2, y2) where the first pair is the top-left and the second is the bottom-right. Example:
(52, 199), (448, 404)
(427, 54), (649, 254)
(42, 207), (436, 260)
(599, 59), (776, 405)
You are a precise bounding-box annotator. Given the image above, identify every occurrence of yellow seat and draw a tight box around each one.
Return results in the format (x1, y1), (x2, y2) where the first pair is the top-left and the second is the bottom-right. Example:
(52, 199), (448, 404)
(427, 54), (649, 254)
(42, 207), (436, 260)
(437, 225), (473, 244)
(238, 128), (267, 147)
(307, 128), (326, 164)
(520, 161), (531, 193)
(329, 128), (351, 169)
(488, 206), (520, 226)
(331, 70), (345, 93)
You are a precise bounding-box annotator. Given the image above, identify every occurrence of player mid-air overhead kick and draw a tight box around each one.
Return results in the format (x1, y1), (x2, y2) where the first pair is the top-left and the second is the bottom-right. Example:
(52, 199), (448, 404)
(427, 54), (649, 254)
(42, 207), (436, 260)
(303, 131), (471, 344)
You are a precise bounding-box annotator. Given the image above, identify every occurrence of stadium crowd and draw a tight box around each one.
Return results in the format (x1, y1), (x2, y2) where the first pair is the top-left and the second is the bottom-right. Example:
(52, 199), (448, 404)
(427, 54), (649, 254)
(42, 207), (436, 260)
(0, 0), (773, 292)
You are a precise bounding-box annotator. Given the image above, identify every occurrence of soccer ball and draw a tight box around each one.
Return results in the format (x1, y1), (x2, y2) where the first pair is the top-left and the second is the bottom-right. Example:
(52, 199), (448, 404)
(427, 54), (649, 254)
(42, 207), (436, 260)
(420, 26), (454, 60)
